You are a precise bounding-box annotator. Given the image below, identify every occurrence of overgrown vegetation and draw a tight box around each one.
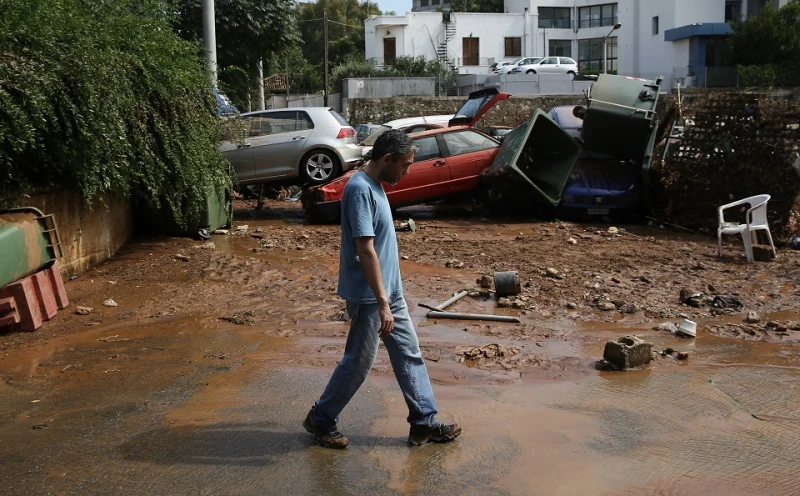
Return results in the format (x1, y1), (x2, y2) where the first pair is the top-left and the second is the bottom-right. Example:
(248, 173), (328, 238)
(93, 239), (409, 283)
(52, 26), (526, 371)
(728, 2), (800, 87)
(0, 0), (230, 226)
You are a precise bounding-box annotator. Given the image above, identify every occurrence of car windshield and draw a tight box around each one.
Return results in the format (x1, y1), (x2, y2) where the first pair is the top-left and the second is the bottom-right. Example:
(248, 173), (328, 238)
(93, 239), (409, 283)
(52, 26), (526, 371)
(360, 125), (392, 146)
(328, 110), (350, 126)
(530, 58), (543, 64)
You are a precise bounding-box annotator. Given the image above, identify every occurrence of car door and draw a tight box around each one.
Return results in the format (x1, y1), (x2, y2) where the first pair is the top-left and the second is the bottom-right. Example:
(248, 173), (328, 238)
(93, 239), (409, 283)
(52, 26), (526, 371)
(251, 110), (312, 179)
(442, 129), (500, 192)
(384, 135), (450, 205)
(539, 57), (560, 73)
(220, 116), (257, 181)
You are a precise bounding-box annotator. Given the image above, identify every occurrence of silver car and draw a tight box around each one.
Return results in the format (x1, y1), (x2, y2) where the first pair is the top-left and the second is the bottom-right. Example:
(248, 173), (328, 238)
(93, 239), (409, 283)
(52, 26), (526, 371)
(220, 107), (362, 186)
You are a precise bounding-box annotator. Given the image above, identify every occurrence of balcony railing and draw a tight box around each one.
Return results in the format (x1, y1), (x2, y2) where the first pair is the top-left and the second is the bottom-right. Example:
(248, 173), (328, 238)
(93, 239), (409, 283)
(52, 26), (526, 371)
(455, 57), (495, 67)
(578, 16), (618, 29)
(538, 19), (573, 29)
(368, 57), (389, 66)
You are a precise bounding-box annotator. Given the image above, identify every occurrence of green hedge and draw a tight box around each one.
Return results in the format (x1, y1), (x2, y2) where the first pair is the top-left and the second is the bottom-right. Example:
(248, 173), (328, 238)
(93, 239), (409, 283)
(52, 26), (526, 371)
(0, 0), (230, 227)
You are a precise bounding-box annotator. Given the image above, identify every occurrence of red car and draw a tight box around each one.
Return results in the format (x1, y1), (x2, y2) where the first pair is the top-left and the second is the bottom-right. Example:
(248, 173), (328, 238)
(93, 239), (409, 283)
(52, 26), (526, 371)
(302, 89), (510, 221)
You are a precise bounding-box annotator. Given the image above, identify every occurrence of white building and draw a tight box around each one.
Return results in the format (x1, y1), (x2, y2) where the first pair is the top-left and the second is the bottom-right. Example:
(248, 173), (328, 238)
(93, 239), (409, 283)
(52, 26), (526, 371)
(365, 0), (790, 87)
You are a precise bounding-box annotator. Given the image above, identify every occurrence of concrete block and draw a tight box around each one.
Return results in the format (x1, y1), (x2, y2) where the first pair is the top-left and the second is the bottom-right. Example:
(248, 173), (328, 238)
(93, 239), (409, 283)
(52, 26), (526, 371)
(603, 335), (653, 370)
(0, 278), (42, 332)
(30, 271), (58, 320)
(45, 263), (69, 309)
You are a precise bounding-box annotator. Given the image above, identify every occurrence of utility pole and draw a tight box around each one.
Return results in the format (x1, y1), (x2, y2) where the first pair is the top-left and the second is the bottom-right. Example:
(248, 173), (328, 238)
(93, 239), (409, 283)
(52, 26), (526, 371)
(324, 11), (329, 107)
(202, 0), (217, 86)
(258, 59), (265, 110)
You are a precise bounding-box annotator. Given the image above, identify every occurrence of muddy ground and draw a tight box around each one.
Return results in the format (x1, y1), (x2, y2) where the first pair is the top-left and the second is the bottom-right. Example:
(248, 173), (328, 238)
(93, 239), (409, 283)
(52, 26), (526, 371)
(2, 200), (800, 495)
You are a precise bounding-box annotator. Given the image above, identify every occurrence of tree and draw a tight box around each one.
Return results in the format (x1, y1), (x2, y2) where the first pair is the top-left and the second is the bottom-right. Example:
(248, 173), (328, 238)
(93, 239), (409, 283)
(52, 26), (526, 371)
(171, 0), (299, 107)
(297, 0), (380, 69)
(728, 2), (800, 84)
(449, 0), (503, 13)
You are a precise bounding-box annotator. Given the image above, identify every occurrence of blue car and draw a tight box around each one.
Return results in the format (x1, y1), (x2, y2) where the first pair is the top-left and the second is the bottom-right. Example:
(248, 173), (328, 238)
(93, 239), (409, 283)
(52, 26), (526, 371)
(214, 88), (238, 117)
(548, 105), (647, 218)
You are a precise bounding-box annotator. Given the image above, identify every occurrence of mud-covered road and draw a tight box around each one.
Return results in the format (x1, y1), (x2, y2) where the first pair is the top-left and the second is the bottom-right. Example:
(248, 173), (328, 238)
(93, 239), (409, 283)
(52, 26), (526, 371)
(2, 200), (800, 495)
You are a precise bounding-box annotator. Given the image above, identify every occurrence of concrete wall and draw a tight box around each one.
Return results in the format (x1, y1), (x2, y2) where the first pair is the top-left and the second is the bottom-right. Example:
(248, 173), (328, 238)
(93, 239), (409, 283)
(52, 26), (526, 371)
(347, 94), (587, 127)
(344, 78), (436, 99)
(14, 188), (133, 277)
(457, 73), (593, 95)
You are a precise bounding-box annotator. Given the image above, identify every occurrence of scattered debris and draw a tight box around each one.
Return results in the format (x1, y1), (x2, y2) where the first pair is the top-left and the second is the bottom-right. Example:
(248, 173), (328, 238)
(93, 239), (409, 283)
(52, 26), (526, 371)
(175, 254), (190, 262)
(745, 311), (761, 324)
(193, 242), (216, 250)
(602, 335), (653, 370)
(445, 260), (465, 268)
(75, 306), (94, 315)
(752, 245), (775, 262)
(596, 301), (616, 311)
(676, 319), (697, 338)
(395, 219), (417, 232)
(103, 299), (118, 307)
(219, 310), (257, 326)
(494, 271), (521, 296)
(608, 227), (619, 235)
(457, 343), (520, 362)
(654, 322), (679, 334)
(567, 237), (577, 244)
(236, 225), (249, 232)
(477, 275), (493, 289)
(214, 229), (229, 235)
(545, 268), (563, 279)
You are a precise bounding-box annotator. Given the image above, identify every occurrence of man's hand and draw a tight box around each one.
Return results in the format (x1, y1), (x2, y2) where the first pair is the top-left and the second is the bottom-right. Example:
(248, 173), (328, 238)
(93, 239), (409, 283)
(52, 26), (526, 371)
(378, 301), (394, 338)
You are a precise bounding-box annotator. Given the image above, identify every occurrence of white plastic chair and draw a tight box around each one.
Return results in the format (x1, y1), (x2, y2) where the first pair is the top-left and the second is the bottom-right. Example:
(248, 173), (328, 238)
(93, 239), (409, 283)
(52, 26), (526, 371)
(717, 194), (776, 263)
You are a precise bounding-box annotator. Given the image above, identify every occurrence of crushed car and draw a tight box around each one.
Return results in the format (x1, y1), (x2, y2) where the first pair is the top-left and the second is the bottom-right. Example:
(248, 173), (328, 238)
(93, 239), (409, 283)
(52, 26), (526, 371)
(302, 89), (510, 221)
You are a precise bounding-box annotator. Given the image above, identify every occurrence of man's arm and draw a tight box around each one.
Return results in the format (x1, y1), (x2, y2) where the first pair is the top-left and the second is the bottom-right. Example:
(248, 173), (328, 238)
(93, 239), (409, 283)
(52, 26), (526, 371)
(355, 236), (394, 338)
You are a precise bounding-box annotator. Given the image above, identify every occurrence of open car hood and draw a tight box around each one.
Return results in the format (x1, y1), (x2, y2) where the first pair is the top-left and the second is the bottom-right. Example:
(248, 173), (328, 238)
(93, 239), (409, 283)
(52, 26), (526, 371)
(448, 88), (510, 128)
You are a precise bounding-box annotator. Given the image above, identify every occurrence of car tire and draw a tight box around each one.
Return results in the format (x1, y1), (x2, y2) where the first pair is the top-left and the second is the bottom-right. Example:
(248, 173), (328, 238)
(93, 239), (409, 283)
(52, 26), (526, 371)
(526, 69), (536, 74)
(300, 150), (341, 186)
(567, 71), (576, 80)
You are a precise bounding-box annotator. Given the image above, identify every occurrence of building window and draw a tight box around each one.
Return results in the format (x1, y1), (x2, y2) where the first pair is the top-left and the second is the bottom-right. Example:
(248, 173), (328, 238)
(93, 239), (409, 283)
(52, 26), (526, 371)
(578, 3), (618, 29)
(652, 16), (659, 35)
(725, 0), (742, 22)
(462, 37), (479, 66)
(538, 7), (571, 29)
(549, 40), (571, 57)
(578, 37), (617, 72)
(421, 0), (429, 6)
(432, 0), (440, 4)
(505, 37), (521, 57)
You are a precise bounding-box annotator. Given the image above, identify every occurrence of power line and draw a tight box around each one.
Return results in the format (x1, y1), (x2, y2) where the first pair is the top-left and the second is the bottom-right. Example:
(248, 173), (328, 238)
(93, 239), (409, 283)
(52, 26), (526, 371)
(327, 20), (366, 29)
(296, 17), (324, 22)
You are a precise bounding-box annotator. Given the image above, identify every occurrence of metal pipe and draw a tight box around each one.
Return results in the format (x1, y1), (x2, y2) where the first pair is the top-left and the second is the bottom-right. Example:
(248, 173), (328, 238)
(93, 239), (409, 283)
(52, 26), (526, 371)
(202, 0), (217, 86)
(426, 311), (520, 323)
(436, 291), (468, 310)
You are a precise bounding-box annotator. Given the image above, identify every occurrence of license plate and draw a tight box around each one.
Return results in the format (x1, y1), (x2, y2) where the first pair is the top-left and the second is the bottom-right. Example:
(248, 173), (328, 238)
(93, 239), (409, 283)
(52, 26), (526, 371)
(587, 208), (610, 215)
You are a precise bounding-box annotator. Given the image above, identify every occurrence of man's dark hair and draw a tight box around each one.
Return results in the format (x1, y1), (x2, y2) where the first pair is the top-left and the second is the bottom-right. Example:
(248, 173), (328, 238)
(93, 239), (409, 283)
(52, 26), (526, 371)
(371, 129), (418, 161)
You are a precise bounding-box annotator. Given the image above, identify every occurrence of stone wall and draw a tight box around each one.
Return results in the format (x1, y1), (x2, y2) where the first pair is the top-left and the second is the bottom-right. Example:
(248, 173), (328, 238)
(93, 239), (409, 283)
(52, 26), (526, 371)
(347, 95), (589, 127)
(14, 188), (133, 277)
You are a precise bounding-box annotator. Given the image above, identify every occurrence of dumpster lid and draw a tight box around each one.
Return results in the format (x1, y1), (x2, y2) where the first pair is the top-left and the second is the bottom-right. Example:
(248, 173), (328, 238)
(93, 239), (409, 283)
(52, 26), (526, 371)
(485, 109), (580, 207)
(448, 88), (510, 128)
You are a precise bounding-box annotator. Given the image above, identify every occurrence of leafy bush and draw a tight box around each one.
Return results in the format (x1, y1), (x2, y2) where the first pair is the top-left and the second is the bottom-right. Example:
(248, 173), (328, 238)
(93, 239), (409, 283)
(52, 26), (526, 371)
(0, 0), (230, 226)
(332, 56), (458, 94)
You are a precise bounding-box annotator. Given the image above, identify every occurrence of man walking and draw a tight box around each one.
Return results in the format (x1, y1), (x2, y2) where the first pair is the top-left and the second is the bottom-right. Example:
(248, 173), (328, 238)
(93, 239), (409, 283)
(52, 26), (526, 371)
(303, 130), (462, 449)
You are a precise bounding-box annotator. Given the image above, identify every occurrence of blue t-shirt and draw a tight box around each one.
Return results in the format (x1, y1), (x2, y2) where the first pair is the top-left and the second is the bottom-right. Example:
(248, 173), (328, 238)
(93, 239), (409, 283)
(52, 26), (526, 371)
(337, 171), (403, 304)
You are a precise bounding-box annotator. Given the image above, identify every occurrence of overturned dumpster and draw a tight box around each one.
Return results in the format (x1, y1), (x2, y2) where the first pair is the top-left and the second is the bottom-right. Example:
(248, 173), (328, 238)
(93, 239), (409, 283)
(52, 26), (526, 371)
(0, 207), (69, 332)
(482, 109), (581, 210)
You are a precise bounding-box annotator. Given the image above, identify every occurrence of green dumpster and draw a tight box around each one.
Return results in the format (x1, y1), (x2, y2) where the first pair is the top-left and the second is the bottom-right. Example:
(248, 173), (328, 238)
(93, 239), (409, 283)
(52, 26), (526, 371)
(0, 207), (63, 289)
(137, 183), (232, 237)
(581, 74), (663, 160)
(483, 109), (581, 208)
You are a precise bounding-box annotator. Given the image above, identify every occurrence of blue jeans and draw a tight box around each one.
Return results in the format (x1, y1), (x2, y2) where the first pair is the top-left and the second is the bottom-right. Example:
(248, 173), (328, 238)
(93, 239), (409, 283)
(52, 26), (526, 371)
(312, 297), (439, 428)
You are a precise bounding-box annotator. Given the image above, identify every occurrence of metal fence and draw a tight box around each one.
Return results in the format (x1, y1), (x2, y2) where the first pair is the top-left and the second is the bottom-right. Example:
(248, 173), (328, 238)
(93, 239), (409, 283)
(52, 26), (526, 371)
(538, 19), (573, 29)
(454, 57), (495, 67)
(266, 93), (343, 112)
(457, 73), (593, 96)
(343, 78), (437, 99)
(577, 17), (618, 29)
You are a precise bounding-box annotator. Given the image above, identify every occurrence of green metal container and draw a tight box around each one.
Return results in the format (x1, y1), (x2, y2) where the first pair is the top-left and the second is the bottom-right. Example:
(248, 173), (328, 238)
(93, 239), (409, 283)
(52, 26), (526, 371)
(484, 109), (581, 208)
(138, 183), (232, 237)
(0, 207), (62, 289)
(581, 74), (663, 160)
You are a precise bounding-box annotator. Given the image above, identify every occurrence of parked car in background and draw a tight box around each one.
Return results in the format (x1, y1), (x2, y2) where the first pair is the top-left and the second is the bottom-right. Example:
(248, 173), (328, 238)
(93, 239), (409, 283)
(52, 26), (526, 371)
(220, 107), (362, 186)
(493, 57), (541, 74)
(489, 61), (512, 73)
(511, 57), (578, 75)
(354, 123), (385, 144)
(303, 89), (510, 221)
(214, 88), (238, 117)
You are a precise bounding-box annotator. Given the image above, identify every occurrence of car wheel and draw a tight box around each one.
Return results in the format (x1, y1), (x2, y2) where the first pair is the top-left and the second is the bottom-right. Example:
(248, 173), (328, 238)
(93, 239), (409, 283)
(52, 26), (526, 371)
(567, 71), (576, 80)
(526, 69), (536, 74)
(301, 150), (341, 186)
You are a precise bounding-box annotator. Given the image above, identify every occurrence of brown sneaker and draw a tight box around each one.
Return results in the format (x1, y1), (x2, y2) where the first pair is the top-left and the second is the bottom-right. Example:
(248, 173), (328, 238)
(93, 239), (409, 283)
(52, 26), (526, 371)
(303, 409), (349, 449)
(408, 422), (462, 446)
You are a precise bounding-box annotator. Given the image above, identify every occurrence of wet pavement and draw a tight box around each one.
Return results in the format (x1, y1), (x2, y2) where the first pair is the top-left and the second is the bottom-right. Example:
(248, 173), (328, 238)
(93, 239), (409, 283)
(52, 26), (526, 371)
(2, 200), (800, 495)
